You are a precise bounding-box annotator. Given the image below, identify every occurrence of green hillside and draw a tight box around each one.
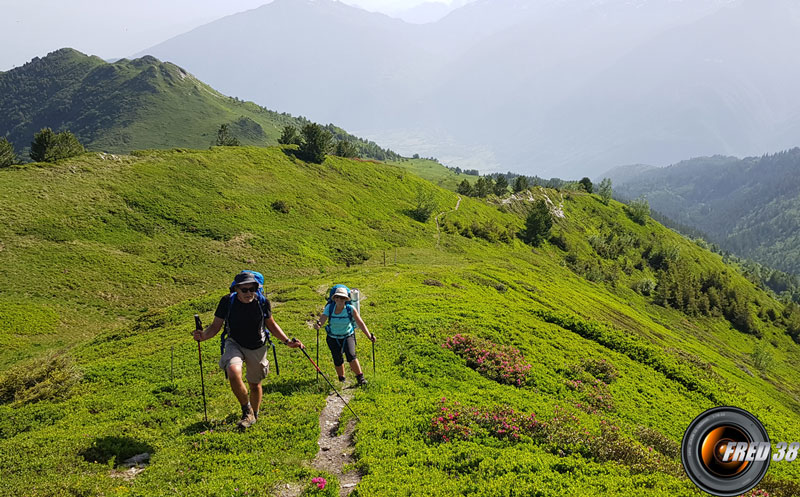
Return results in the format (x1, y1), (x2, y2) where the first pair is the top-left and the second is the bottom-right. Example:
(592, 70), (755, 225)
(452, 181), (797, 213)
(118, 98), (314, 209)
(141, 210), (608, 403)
(610, 148), (800, 276)
(0, 48), (398, 161)
(388, 158), (477, 191)
(2, 147), (800, 496)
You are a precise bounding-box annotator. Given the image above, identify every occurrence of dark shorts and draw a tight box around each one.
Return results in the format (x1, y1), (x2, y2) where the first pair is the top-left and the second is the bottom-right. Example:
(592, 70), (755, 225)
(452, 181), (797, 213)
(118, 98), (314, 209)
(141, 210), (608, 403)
(326, 334), (356, 367)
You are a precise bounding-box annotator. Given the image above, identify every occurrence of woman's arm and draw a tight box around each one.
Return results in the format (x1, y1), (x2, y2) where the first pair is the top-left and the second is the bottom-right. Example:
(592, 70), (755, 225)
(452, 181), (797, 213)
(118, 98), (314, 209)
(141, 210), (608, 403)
(352, 309), (375, 342)
(313, 312), (329, 330)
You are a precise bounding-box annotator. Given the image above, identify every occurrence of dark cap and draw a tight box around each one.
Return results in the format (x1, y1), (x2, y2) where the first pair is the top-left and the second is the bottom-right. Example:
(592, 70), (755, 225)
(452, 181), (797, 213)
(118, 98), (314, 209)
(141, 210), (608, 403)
(233, 272), (258, 287)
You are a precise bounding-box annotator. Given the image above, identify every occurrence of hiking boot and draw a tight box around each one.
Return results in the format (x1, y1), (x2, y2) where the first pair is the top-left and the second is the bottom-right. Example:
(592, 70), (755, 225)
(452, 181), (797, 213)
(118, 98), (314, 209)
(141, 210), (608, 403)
(356, 375), (368, 386)
(237, 405), (256, 430)
(338, 376), (346, 383)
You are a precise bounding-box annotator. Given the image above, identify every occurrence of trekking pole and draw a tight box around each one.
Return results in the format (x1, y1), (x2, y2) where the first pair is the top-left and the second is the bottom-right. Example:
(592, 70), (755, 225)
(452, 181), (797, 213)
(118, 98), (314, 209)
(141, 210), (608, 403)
(194, 314), (209, 424)
(316, 326), (320, 386)
(372, 336), (376, 375)
(294, 339), (361, 422)
(271, 339), (280, 376)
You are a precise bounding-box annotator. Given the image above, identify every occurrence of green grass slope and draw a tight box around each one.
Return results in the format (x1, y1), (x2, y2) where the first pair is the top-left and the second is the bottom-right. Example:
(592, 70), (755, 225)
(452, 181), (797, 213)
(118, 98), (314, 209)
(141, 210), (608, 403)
(0, 48), (398, 161)
(1, 147), (800, 496)
(388, 158), (477, 191)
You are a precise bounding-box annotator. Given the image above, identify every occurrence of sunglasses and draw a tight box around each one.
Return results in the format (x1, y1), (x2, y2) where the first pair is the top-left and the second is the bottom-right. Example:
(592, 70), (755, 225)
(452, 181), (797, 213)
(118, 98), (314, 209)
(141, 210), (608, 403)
(238, 286), (258, 294)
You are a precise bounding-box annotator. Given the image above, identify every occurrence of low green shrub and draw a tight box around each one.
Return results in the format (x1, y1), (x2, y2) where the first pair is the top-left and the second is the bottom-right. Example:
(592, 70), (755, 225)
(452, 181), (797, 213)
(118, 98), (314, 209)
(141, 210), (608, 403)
(632, 277), (656, 296)
(333, 242), (371, 267)
(576, 358), (619, 384)
(564, 376), (615, 414)
(271, 200), (290, 214)
(752, 341), (774, 373)
(0, 352), (82, 405)
(564, 358), (617, 413)
(635, 425), (679, 458)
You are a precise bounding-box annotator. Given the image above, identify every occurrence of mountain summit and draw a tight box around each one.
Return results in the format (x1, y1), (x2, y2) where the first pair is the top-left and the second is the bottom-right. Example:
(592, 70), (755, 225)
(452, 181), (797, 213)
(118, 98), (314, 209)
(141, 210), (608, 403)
(0, 48), (396, 159)
(139, 0), (800, 176)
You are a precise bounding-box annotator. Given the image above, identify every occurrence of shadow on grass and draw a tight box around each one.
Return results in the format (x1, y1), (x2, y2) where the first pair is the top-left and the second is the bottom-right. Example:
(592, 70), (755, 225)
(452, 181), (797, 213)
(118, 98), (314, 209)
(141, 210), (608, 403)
(79, 436), (155, 467)
(181, 414), (238, 435)
(281, 147), (305, 162)
(262, 377), (318, 396)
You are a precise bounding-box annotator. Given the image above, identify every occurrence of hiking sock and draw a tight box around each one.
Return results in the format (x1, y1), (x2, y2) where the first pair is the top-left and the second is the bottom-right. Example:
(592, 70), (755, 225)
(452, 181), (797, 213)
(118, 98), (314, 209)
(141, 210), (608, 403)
(242, 403), (252, 415)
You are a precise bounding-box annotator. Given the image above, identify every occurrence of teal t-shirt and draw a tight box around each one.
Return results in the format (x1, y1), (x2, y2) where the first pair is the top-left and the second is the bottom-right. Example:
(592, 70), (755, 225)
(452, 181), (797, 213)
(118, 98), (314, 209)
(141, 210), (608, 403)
(324, 303), (355, 337)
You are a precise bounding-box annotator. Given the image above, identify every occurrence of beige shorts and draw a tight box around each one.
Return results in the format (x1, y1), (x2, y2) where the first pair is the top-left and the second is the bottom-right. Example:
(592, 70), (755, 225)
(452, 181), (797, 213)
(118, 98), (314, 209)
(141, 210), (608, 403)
(219, 338), (269, 384)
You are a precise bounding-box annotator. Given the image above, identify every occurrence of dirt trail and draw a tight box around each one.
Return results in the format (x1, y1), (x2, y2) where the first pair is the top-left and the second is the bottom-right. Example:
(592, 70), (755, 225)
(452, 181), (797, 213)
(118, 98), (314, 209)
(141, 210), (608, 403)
(277, 388), (360, 497)
(435, 195), (462, 247)
(313, 389), (360, 496)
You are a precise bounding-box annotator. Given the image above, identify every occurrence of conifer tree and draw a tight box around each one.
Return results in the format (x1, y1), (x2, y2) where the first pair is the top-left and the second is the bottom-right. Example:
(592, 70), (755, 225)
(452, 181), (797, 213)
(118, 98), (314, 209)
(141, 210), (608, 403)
(30, 128), (56, 162)
(299, 123), (332, 164)
(456, 179), (473, 196)
(521, 200), (553, 246)
(215, 124), (240, 146)
(278, 125), (302, 145)
(30, 128), (84, 162)
(0, 137), (16, 168)
(334, 140), (359, 158)
(473, 177), (490, 197)
(599, 178), (613, 204)
(493, 175), (509, 196)
(513, 175), (529, 193)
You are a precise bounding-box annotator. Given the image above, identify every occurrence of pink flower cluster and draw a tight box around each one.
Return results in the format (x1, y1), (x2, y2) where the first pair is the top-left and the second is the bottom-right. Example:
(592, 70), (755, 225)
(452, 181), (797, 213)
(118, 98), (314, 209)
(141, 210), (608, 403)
(443, 334), (532, 387)
(427, 398), (547, 443)
(311, 477), (327, 490)
(428, 401), (676, 473)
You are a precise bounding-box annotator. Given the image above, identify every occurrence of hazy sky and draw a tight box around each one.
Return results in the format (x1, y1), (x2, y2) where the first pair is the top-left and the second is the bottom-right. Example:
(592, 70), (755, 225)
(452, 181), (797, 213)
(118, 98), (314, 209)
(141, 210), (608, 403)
(0, 0), (457, 71)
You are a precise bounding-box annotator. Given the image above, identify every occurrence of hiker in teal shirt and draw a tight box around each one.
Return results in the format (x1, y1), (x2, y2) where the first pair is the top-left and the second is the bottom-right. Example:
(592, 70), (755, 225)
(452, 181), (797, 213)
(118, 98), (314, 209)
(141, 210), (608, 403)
(313, 286), (375, 386)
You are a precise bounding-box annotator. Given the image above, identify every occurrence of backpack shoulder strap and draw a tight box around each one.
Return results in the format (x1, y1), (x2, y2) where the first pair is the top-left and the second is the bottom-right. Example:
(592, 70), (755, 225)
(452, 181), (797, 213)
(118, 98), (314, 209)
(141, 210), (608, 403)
(221, 293), (237, 356)
(324, 301), (334, 334)
(257, 294), (271, 339)
(346, 303), (354, 323)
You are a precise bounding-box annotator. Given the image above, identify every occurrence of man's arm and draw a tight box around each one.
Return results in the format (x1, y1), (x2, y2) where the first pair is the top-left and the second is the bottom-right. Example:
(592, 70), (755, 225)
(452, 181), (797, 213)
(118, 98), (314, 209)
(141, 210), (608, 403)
(265, 316), (304, 348)
(193, 316), (224, 341)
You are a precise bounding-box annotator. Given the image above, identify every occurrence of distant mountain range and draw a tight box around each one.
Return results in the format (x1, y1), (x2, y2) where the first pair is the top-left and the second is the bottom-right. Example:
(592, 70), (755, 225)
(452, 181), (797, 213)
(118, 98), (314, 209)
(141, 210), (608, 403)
(0, 48), (398, 160)
(136, 0), (800, 177)
(606, 148), (800, 275)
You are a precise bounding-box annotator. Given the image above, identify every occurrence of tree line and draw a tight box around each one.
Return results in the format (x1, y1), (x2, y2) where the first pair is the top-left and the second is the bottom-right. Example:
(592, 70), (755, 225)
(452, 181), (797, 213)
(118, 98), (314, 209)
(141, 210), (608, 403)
(277, 123), (358, 164)
(455, 173), (613, 202)
(1, 128), (85, 167)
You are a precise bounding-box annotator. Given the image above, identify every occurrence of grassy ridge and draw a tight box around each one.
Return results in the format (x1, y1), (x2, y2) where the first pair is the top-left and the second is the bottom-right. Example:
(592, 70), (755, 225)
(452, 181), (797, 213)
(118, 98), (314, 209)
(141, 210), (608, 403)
(0, 49), (398, 161)
(1, 148), (800, 496)
(388, 158), (476, 191)
(0, 146), (454, 365)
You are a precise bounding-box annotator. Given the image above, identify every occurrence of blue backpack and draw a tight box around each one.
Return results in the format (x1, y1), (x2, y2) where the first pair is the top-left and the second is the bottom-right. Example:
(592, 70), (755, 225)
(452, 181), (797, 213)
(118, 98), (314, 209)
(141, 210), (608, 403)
(325, 284), (356, 338)
(220, 270), (271, 357)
